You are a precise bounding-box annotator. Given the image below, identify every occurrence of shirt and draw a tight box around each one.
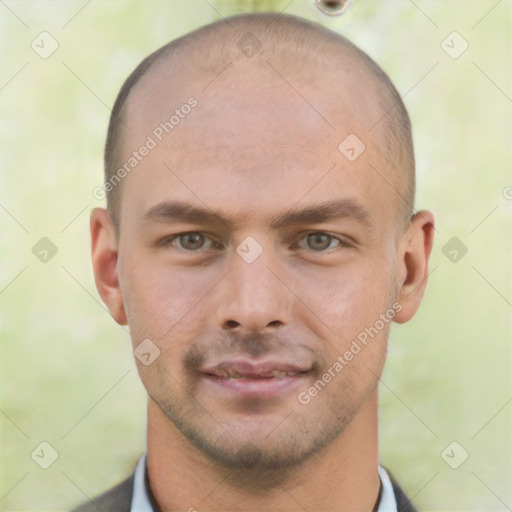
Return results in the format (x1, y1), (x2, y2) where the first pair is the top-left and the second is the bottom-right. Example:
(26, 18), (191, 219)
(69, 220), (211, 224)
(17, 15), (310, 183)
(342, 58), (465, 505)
(130, 453), (398, 512)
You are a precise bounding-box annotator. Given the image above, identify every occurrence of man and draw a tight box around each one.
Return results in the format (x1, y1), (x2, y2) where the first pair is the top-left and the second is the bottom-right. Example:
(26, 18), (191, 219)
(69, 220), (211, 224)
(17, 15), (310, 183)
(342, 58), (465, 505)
(76, 11), (434, 512)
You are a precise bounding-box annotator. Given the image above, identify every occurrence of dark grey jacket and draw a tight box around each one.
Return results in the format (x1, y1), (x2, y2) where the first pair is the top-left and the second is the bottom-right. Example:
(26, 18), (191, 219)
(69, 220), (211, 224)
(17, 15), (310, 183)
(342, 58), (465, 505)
(71, 467), (418, 512)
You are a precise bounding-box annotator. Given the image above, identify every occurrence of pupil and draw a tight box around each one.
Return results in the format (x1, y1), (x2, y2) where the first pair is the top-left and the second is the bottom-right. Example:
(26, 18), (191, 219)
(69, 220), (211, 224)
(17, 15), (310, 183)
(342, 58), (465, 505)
(184, 233), (203, 249)
(309, 233), (329, 250)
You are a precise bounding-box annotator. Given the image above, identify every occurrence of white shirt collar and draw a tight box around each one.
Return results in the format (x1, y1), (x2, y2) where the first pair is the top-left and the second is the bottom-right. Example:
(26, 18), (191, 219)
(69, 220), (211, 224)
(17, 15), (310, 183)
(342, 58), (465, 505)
(130, 453), (397, 512)
(377, 465), (398, 512)
(130, 454), (152, 512)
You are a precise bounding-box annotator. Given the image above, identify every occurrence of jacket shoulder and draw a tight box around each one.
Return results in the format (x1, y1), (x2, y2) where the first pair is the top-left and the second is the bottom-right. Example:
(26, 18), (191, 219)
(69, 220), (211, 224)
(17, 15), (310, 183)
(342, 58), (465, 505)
(70, 474), (134, 512)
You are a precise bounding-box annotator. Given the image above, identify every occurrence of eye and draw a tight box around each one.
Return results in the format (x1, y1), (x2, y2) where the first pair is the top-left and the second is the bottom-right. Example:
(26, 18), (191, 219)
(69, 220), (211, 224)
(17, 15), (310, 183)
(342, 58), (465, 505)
(298, 232), (343, 251)
(158, 232), (218, 251)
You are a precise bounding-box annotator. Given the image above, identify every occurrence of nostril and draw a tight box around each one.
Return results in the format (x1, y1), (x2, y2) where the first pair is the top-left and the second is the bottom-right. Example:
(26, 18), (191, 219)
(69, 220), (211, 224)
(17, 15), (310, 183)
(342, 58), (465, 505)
(225, 320), (239, 329)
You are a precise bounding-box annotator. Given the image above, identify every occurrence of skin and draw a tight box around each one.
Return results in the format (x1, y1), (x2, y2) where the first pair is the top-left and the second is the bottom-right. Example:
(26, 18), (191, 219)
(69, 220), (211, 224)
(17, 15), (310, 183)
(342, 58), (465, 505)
(91, 34), (434, 512)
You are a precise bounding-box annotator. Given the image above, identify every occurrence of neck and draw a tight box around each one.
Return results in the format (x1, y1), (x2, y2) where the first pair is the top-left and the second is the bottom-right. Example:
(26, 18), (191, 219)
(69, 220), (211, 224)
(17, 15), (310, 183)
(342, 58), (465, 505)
(146, 393), (380, 512)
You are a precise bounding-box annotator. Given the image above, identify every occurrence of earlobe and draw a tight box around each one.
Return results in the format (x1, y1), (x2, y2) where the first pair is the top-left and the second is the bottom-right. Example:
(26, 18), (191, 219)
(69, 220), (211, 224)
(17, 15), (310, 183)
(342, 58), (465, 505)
(90, 208), (128, 325)
(394, 210), (435, 324)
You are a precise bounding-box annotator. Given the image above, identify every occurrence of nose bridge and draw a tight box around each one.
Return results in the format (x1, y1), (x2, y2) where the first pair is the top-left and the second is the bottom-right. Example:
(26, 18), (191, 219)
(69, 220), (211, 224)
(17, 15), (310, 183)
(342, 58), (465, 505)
(216, 239), (291, 332)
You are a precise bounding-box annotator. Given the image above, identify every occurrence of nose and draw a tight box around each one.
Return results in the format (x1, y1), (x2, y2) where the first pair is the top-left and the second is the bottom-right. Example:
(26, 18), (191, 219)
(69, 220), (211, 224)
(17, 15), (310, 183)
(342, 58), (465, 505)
(215, 242), (292, 333)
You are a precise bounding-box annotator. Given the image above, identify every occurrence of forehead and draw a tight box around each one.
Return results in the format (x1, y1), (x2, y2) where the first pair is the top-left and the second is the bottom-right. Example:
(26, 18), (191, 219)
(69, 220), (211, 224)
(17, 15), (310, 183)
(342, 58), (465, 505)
(118, 55), (397, 233)
(125, 38), (387, 139)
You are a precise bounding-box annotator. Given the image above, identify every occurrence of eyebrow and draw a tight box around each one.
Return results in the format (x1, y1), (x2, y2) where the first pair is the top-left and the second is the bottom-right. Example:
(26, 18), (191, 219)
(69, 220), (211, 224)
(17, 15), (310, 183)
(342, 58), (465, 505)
(142, 198), (374, 231)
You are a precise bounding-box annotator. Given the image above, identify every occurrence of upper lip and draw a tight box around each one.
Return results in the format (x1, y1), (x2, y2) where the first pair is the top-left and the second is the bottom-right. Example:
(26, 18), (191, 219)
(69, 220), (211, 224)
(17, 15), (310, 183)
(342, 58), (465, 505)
(201, 359), (312, 379)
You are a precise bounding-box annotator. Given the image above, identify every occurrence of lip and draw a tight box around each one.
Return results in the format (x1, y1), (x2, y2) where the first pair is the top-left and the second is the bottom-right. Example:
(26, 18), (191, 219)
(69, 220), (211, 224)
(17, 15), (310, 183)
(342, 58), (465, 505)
(200, 358), (312, 400)
(202, 358), (311, 378)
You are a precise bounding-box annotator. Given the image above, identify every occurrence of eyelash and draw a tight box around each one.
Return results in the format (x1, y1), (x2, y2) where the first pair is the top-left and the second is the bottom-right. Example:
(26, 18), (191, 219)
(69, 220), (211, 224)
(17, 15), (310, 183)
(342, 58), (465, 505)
(156, 231), (349, 253)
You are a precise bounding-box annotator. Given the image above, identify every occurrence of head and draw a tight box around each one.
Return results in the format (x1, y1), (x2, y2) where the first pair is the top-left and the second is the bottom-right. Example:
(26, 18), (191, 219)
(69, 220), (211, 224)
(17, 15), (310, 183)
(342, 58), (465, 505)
(91, 13), (434, 470)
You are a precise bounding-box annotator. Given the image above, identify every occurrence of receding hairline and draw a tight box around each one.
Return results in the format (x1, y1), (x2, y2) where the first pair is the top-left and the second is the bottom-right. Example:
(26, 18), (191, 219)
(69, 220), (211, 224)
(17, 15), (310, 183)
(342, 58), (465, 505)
(105, 12), (415, 233)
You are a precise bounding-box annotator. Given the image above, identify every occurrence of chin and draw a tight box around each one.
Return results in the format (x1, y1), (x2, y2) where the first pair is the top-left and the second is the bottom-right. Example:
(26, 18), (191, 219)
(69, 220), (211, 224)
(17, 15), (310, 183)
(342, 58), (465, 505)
(161, 400), (349, 471)
(187, 432), (318, 470)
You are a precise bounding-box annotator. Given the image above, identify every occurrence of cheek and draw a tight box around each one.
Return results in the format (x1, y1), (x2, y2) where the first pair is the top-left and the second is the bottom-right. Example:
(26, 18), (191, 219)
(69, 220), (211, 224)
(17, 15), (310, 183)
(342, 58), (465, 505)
(118, 253), (217, 343)
(297, 260), (392, 404)
(294, 253), (395, 343)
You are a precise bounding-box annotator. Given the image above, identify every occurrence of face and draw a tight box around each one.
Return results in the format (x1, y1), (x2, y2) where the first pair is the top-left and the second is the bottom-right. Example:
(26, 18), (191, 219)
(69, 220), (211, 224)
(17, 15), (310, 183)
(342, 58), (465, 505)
(92, 57), (432, 470)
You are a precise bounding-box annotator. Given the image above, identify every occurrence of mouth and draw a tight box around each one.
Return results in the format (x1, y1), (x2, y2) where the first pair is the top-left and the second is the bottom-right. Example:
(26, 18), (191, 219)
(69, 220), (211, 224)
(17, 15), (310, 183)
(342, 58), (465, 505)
(199, 359), (312, 400)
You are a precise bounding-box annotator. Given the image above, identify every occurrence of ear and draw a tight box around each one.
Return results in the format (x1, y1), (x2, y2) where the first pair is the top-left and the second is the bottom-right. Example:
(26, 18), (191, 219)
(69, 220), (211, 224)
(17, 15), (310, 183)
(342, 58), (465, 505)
(90, 208), (127, 325)
(394, 210), (435, 324)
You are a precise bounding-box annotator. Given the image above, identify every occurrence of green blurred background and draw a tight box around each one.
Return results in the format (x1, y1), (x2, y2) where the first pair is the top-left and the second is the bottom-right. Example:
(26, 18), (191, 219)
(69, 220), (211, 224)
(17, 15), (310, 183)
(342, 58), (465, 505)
(1, 1), (511, 510)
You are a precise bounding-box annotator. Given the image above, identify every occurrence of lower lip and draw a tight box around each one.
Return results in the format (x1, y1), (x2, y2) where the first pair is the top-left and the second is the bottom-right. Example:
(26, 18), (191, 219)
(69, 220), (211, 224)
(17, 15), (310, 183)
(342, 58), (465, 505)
(201, 374), (309, 400)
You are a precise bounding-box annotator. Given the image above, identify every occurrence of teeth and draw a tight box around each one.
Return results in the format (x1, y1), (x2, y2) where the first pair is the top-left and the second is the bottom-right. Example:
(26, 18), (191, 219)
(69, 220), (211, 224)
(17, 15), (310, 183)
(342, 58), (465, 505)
(208, 366), (304, 378)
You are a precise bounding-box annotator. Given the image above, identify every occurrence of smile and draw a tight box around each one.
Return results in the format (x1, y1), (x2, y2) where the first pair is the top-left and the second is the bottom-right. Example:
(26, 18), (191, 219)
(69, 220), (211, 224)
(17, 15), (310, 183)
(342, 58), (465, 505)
(200, 359), (312, 399)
